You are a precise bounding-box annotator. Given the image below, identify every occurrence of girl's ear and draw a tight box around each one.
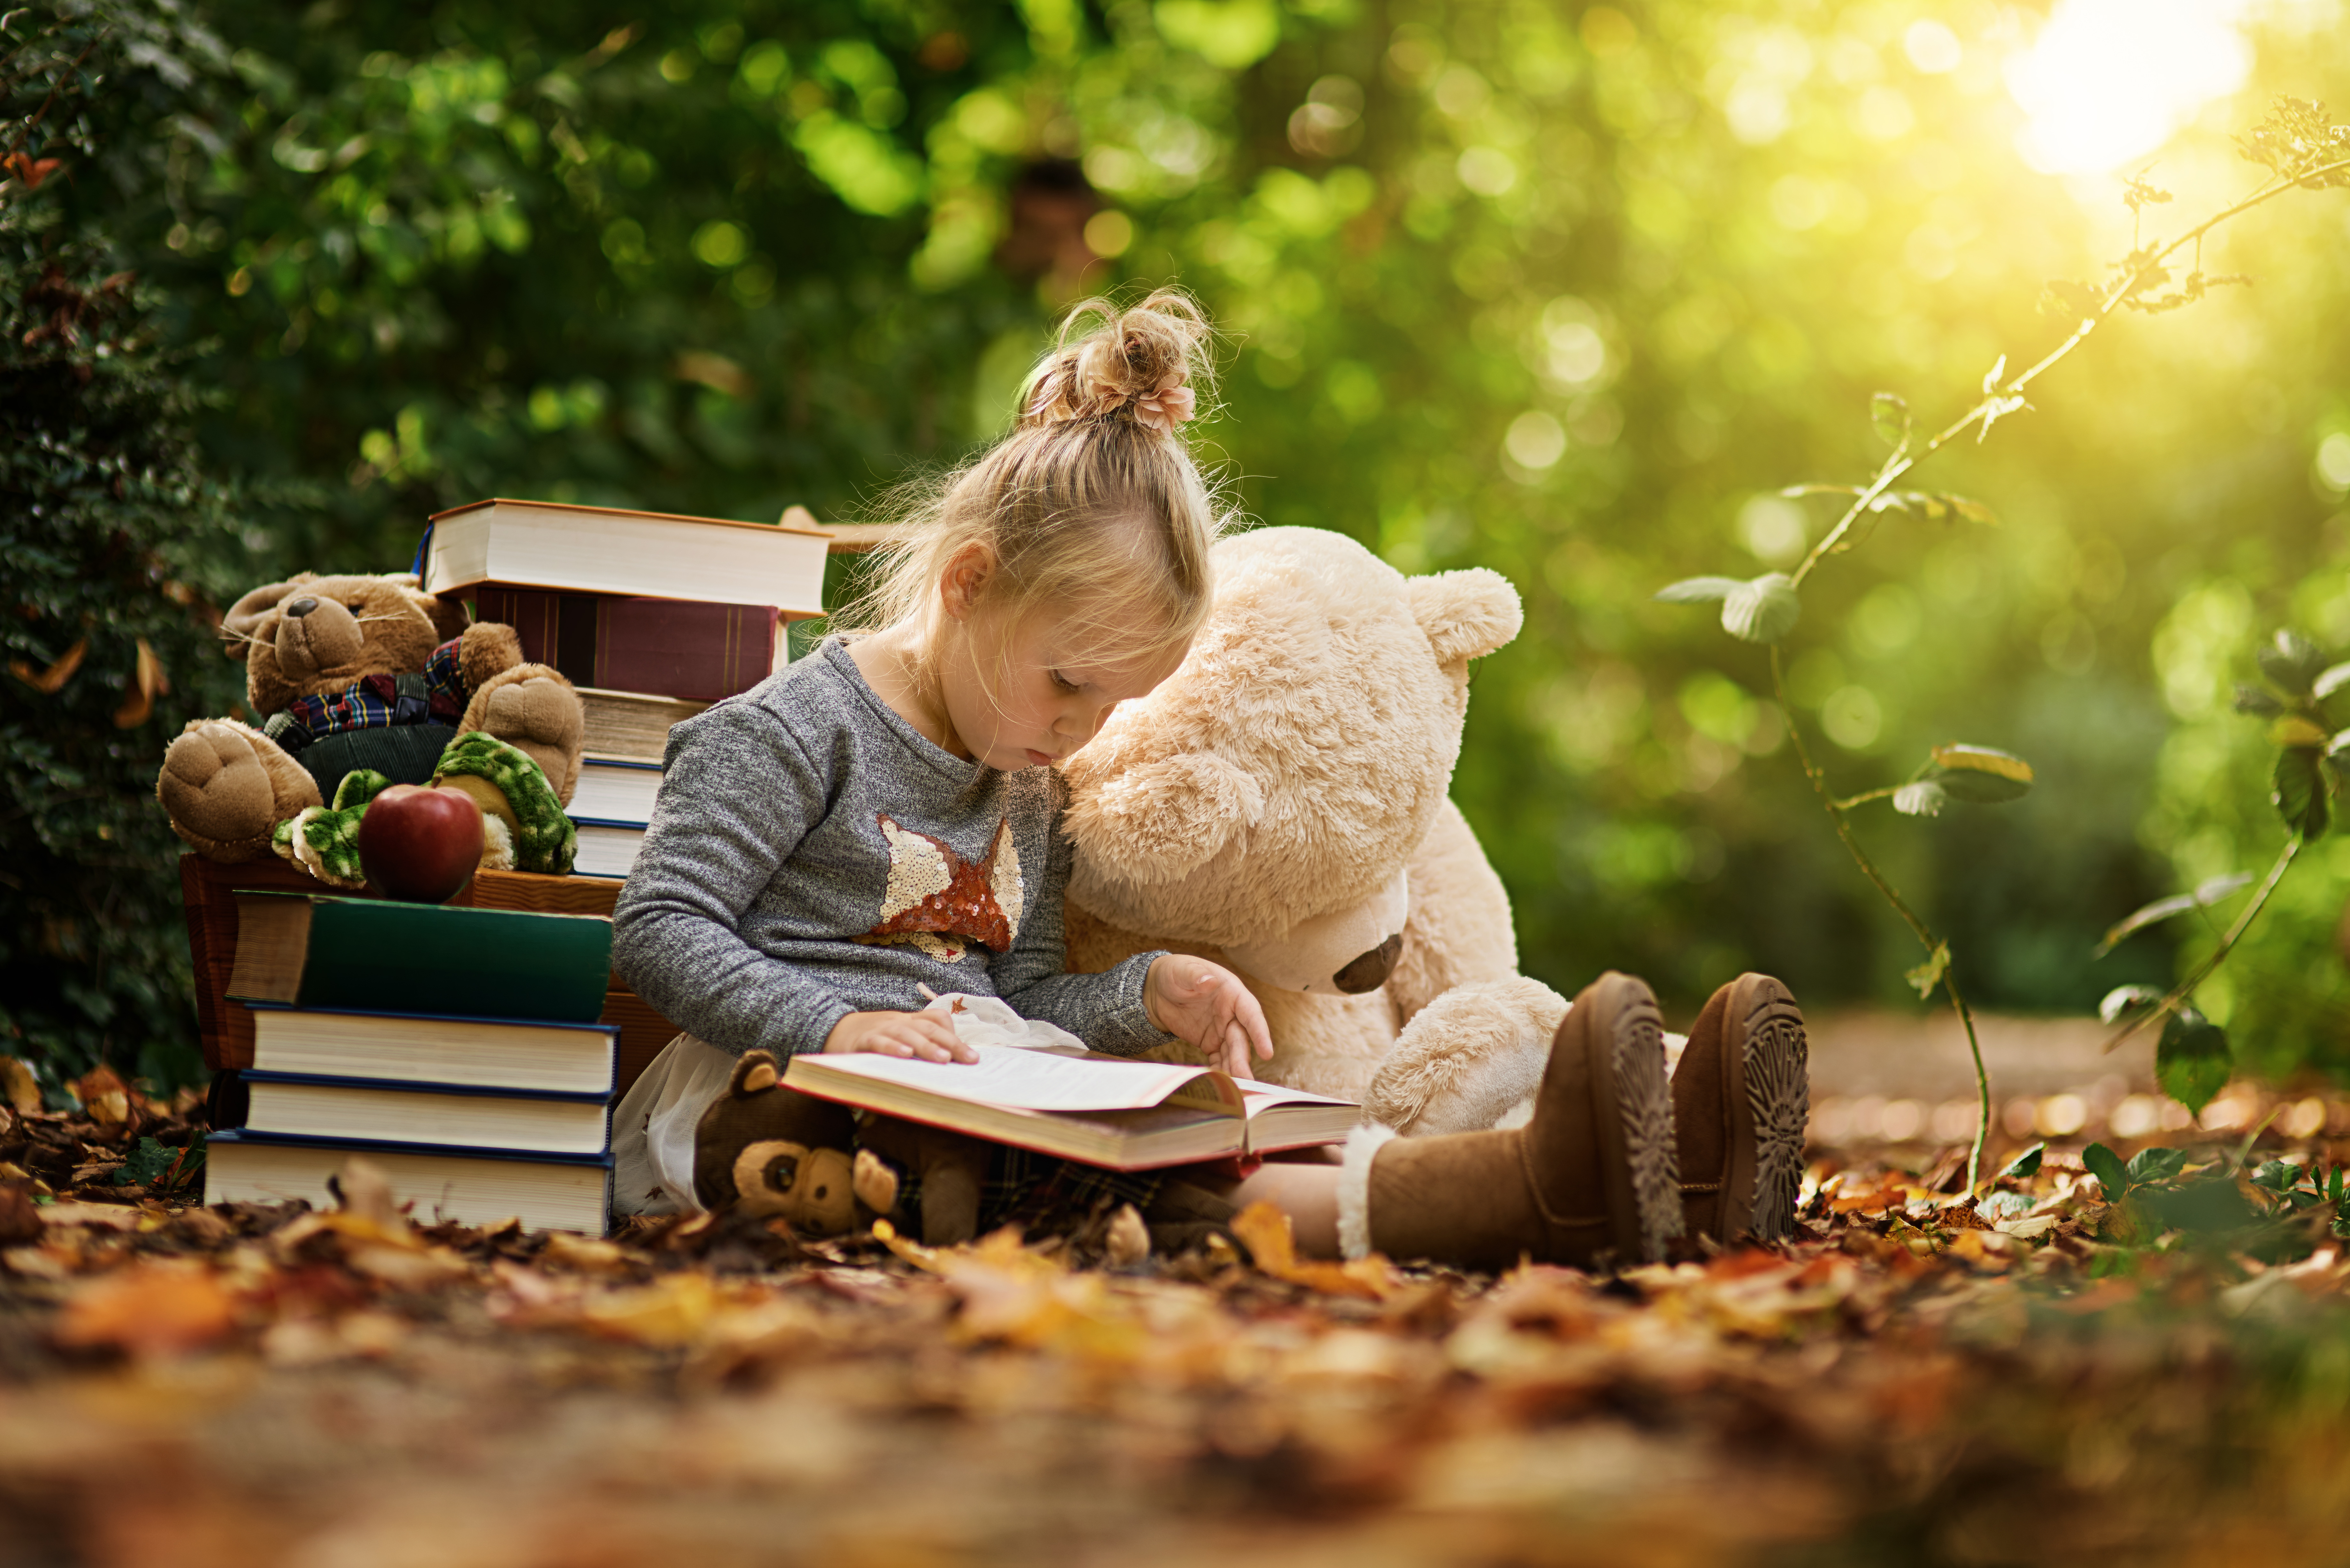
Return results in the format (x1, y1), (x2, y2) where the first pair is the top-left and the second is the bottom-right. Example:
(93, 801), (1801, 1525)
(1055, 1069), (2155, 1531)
(1407, 567), (1522, 668)
(1063, 751), (1264, 886)
(938, 542), (998, 622)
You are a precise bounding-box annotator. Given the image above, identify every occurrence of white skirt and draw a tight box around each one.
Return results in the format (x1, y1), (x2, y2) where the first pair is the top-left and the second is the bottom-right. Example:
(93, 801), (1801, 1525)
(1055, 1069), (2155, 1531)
(610, 1031), (739, 1216)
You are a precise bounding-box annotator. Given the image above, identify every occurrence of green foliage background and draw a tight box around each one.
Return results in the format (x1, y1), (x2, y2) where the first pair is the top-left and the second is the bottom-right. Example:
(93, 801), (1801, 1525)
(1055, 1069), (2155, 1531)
(20, 0), (2350, 1083)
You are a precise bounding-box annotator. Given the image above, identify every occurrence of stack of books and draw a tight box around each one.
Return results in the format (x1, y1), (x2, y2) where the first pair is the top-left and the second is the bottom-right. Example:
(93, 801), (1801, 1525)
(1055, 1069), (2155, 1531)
(423, 498), (834, 877)
(204, 891), (622, 1234)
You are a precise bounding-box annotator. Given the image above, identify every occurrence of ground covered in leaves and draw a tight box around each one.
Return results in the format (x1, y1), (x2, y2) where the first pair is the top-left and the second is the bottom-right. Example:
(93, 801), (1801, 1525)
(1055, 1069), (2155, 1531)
(8, 1067), (2350, 1567)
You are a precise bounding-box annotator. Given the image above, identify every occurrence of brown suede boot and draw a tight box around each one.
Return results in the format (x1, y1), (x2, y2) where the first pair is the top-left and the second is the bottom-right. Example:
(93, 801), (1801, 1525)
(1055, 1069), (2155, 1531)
(1672, 973), (1810, 1243)
(1338, 972), (1682, 1270)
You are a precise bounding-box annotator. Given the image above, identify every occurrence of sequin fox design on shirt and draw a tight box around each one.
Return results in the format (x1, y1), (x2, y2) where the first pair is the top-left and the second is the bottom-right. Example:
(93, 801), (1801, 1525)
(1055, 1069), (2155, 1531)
(855, 814), (1027, 963)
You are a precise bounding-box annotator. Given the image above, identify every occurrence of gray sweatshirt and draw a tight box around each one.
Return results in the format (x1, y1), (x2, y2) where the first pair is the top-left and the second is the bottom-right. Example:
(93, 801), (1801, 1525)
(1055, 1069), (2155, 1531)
(610, 638), (1168, 1059)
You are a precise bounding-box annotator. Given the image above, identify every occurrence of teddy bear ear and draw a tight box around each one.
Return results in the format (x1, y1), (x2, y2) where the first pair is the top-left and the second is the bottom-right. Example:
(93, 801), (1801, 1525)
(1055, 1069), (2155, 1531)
(219, 574), (317, 661)
(1406, 567), (1523, 668)
(1065, 752), (1265, 886)
(413, 585), (471, 645)
(728, 1051), (780, 1096)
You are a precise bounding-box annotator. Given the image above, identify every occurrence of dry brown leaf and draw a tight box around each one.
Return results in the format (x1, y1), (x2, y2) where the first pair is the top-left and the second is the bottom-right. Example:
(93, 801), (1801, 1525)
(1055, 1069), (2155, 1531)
(540, 1232), (638, 1274)
(329, 1155), (411, 1236)
(54, 1262), (237, 1357)
(9, 637), (85, 695)
(72, 1064), (129, 1127)
(111, 637), (168, 727)
(0, 1058), (38, 1115)
(1105, 1202), (1150, 1267)
(1231, 1201), (1397, 1299)
(577, 1273), (718, 1345)
(0, 1183), (42, 1246)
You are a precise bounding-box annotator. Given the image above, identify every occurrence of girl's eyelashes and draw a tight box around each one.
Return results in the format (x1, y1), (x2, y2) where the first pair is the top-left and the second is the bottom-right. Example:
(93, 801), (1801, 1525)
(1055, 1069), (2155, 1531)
(1049, 668), (1082, 694)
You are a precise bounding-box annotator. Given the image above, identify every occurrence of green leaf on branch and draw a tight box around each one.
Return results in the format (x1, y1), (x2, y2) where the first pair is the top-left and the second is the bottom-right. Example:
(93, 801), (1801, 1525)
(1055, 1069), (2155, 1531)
(1871, 391), (1911, 447)
(2082, 1141), (2130, 1199)
(2099, 984), (2164, 1023)
(2258, 629), (2327, 698)
(2272, 746), (2330, 839)
(2156, 1006), (2232, 1117)
(2000, 1142), (2045, 1180)
(1720, 574), (1800, 644)
(1892, 781), (1948, 817)
(1926, 744), (2034, 803)
(2093, 872), (2253, 958)
(1905, 941), (1952, 999)
(2126, 1146), (2189, 1186)
(2233, 684), (2286, 716)
(1655, 576), (1742, 604)
(2313, 662), (2350, 701)
(1949, 495), (1998, 526)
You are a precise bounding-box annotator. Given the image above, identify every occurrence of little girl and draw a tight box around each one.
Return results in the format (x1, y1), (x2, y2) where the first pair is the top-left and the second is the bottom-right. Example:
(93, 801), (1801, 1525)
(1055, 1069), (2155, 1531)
(611, 290), (1809, 1267)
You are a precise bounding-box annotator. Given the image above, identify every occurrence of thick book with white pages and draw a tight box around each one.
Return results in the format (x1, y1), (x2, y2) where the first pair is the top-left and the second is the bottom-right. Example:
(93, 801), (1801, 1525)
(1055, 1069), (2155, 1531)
(244, 1005), (617, 1095)
(580, 688), (708, 764)
(205, 1130), (611, 1235)
(783, 1047), (1360, 1171)
(234, 1072), (613, 1156)
(423, 498), (828, 613)
(569, 820), (645, 878)
(567, 758), (662, 825)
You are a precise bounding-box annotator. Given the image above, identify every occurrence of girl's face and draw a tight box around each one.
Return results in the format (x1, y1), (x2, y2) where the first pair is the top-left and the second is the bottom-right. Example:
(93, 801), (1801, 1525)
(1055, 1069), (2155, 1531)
(940, 605), (1186, 771)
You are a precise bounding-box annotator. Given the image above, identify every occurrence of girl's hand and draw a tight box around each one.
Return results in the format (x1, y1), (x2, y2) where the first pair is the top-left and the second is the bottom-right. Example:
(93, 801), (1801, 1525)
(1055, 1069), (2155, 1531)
(1145, 955), (1274, 1080)
(824, 1009), (978, 1063)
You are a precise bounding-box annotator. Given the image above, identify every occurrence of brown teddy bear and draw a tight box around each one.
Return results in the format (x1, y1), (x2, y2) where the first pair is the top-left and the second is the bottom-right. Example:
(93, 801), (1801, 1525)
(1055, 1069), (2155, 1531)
(156, 571), (585, 864)
(694, 1050), (992, 1245)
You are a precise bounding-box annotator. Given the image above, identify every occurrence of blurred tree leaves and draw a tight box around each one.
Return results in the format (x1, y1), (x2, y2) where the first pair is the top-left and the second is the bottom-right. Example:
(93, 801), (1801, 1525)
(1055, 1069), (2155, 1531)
(3, 4), (250, 1089)
(50, 0), (2350, 1050)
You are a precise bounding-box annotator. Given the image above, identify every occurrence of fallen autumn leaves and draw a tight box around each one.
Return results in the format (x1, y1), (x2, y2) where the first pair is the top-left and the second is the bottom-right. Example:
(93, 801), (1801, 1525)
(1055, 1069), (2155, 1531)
(8, 1079), (2350, 1566)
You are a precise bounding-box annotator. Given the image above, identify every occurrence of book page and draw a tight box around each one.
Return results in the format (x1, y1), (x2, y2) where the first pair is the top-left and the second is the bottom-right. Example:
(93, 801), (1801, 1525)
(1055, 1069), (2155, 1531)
(794, 1045), (1236, 1115)
(1236, 1082), (1358, 1115)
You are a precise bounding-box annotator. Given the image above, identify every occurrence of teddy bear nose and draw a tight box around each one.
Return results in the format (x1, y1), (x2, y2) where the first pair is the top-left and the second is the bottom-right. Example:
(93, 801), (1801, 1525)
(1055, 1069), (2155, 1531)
(284, 596), (318, 618)
(1333, 933), (1404, 994)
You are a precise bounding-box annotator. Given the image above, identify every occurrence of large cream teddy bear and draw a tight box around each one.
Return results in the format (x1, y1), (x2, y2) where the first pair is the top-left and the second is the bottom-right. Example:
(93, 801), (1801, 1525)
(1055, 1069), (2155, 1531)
(1062, 527), (1567, 1135)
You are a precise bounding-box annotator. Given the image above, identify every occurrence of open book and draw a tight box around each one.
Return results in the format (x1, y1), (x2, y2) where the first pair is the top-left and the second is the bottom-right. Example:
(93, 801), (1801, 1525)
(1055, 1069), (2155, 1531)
(782, 1048), (1360, 1171)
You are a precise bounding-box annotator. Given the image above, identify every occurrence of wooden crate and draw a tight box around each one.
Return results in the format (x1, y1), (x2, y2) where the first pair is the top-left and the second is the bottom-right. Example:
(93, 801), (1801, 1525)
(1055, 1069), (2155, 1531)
(178, 856), (680, 1097)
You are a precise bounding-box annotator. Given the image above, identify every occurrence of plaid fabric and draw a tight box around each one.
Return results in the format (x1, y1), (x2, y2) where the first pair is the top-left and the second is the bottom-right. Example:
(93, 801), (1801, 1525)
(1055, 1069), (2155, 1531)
(263, 639), (467, 753)
(888, 1143), (1166, 1236)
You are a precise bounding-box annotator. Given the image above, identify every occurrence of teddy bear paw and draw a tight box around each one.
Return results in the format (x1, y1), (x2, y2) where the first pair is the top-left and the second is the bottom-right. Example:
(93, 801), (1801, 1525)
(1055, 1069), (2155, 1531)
(157, 721), (298, 860)
(460, 665), (584, 803)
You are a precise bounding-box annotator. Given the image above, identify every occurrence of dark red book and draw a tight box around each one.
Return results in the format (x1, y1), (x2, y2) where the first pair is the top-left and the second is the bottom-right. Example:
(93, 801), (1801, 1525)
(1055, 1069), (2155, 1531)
(474, 586), (782, 701)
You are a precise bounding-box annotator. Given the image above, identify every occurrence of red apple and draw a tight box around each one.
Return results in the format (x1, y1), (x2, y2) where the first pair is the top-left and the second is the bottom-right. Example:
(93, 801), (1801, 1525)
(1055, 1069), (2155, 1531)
(359, 783), (485, 903)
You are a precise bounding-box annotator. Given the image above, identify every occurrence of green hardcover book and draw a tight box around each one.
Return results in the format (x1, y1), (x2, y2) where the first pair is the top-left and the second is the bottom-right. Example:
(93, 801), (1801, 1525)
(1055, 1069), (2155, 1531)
(226, 892), (613, 1024)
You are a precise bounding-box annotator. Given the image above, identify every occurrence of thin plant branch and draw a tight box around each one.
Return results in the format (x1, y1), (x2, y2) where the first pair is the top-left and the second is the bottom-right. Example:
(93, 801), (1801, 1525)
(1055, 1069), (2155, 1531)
(1790, 152), (2350, 594)
(2104, 835), (2302, 1054)
(1775, 648), (1994, 1190)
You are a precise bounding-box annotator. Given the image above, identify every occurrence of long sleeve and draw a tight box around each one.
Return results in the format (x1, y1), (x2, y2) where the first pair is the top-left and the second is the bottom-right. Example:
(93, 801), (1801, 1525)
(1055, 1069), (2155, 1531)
(992, 791), (1169, 1057)
(611, 702), (853, 1058)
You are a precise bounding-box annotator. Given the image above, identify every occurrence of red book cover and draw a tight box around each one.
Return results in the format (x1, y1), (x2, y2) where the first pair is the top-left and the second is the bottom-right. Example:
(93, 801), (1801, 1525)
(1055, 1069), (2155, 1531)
(474, 587), (781, 701)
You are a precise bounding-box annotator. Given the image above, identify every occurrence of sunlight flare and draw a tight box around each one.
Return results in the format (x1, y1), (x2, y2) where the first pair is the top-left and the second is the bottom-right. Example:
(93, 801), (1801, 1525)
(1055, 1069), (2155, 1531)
(2006, 0), (2255, 175)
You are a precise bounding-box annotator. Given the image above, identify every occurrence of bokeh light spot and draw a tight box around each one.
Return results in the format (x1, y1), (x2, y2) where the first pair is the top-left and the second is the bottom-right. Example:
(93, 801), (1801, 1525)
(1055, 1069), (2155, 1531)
(1505, 409), (1567, 469)
(1820, 685), (1883, 750)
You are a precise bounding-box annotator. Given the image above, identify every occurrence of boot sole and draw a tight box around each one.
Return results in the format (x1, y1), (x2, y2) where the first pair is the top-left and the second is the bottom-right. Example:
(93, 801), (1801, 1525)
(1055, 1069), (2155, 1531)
(1724, 974), (1809, 1240)
(1585, 974), (1684, 1264)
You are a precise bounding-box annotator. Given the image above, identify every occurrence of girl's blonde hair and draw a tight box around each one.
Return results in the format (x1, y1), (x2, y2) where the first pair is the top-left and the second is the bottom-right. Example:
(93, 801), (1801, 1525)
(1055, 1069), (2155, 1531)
(847, 288), (1227, 680)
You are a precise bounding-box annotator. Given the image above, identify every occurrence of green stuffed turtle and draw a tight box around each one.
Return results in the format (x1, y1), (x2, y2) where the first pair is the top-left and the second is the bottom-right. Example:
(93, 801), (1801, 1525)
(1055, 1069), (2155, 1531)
(272, 733), (576, 889)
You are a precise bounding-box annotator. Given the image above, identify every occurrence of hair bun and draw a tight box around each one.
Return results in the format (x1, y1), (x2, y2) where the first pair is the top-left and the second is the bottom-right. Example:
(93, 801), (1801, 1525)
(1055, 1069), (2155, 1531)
(1023, 289), (1213, 435)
